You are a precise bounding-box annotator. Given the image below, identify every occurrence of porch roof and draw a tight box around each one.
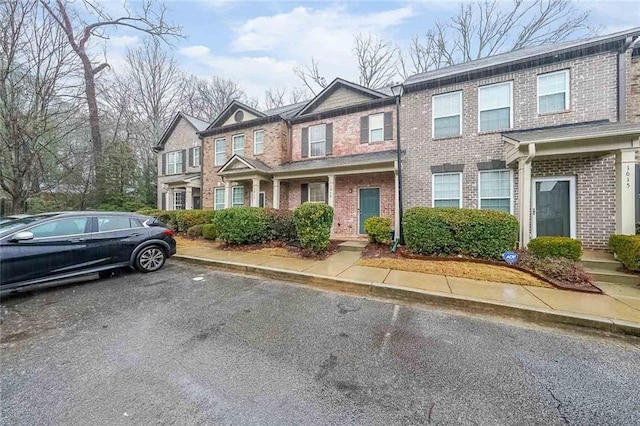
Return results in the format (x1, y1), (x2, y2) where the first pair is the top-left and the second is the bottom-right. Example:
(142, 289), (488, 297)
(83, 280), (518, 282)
(273, 150), (397, 179)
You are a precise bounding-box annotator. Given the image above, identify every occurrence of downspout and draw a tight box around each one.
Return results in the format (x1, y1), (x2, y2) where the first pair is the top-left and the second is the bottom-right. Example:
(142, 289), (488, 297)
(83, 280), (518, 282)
(520, 143), (536, 248)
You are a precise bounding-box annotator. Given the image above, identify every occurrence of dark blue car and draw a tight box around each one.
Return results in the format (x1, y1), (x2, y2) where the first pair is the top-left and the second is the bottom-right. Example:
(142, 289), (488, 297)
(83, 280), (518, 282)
(0, 212), (176, 292)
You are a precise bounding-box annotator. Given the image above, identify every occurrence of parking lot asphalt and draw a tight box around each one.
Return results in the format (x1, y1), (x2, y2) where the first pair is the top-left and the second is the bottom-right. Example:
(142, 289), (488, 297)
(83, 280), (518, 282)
(2, 261), (640, 425)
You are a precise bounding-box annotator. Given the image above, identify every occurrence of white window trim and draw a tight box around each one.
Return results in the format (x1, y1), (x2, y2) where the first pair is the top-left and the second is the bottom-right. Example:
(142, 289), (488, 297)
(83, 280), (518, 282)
(192, 146), (201, 167)
(477, 81), (513, 133)
(537, 69), (570, 114)
(173, 190), (186, 210)
(432, 91), (463, 138)
(432, 172), (463, 208)
(308, 182), (327, 203)
(369, 113), (384, 143)
(214, 138), (226, 166)
(166, 151), (182, 175)
(232, 134), (245, 156)
(477, 169), (514, 214)
(214, 187), (225, 210)
(308, 124), (326, 158)
(232, 185), (244, 207)
(254, 129), (264, 155)
(531, 176), (577, 239)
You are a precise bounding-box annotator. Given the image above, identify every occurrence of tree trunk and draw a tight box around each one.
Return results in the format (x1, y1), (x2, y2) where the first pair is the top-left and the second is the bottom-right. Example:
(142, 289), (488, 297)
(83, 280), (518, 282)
(80, 55), (105, 201)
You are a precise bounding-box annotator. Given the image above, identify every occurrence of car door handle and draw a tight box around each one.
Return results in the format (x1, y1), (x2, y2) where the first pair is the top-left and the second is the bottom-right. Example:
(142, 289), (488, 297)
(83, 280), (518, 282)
(68, 238), (86, 242)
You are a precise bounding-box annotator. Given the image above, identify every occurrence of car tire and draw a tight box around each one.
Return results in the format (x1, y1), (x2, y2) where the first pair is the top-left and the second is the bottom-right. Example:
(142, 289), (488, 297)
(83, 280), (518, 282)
(134, 245), (166, 273)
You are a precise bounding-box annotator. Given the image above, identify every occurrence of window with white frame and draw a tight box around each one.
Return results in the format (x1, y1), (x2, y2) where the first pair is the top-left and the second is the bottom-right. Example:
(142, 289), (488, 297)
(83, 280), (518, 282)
(254, 130), (264, 154)
(433, 91), (462, 138)
(369, 113), (384, 142)
(538, 70), (569, 114)
(166, 151), (182, 175)
(214, 187), (225, 210)
(308, 182), (326, 203)
(214, 138), (226, 166)
(232, 186), (244, 207)
(433, 173), (461, 207)
(479, 170), (511, 213)
(309, 124), (326, 157)
(232, 134), (245, 156)
(174, 191), (185, 210)
(192, 146), (201, 167)
(478, 82), (512, 132)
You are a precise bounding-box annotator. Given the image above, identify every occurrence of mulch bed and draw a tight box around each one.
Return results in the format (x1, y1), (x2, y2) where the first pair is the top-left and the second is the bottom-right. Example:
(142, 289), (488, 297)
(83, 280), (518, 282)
(220, 240), (342, 260)
(361, 244), (602, 294)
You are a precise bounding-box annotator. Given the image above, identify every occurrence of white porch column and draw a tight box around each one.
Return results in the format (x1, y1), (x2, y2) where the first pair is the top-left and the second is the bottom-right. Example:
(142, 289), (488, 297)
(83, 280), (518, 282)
(327, 175), (335, 208)
(224, 180), (232, 208)
(166, 188), (174, 211)
(273, 179), (280, 209)
(185, 187), (193, 210)
(251, 178), (261, 207)
(394, 165), (400, 234)
(615, 148), (638, 234)
(518, 158), (532, 247)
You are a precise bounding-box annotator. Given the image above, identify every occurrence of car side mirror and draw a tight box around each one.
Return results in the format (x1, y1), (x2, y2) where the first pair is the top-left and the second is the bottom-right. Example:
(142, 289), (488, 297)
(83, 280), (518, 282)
(10, 231), (34, 242)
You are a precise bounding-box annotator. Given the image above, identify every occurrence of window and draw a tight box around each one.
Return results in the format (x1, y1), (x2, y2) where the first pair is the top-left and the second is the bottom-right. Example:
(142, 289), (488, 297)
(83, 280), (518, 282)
(433, 173), (461, 208)
(309, 124), (326, 157)
(308, 182), (326, 203)
(98, 216), (139, 232)
(433, 91), (462, 138)
(478, 82), (512, 132)
(214, 139), (226, 166)
(29, 218), (89, 238)
(538, 70), (569, 114)
(166, 151), (182, 175)
(479, 170), (512, 213)
(369, 114), (384, 142)
(192, 147), (201, 167)
(174, 191), (185, 210)
(214, 188), (225, 210)
(232, 186), (244, 207)
(232, 134), (245, 156)
(254, 130), (264, 154)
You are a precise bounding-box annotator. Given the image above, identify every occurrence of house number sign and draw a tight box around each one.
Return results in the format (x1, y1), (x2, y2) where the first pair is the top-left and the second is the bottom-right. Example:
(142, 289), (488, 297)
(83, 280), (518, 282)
(626, 165), (631, 189)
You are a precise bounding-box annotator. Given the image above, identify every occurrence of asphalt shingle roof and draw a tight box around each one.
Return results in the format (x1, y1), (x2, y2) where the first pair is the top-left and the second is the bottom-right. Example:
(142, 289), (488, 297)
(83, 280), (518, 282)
(504, 121), (640, 144)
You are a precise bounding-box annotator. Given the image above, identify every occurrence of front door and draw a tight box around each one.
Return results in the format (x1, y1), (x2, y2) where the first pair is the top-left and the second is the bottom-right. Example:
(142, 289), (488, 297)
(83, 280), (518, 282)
(532, 177), (576, 238)
(359, 188), (380, 235)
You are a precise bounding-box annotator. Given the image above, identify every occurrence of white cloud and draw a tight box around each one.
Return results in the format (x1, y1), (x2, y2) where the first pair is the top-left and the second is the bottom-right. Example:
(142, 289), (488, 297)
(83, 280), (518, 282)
(179, 45), (212, 58)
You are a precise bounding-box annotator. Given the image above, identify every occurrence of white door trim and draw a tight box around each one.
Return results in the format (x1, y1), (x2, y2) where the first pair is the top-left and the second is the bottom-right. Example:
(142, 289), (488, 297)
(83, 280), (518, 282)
(531, 176), (576, 239)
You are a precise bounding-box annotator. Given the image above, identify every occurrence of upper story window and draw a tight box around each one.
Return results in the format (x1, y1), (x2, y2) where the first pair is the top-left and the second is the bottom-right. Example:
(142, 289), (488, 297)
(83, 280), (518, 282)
(433, 91), (462, 138)
(166, 151), (183, 175)
(361, 112), (391, 143)
(214, 187), (225, 210)
(232, 186), (244, 207)
(538, 70), (569, 114)
(254, 130), (264, 154)
(192, 146), (201, 167)
(309, 182), (326, 203)
(479, 170), (511, 213)
(433, 172), (462, 208)
(478, 82), (512, 133)
(309, 124), (326, 157)
(232, 134), (245, 156)
(214, 138), (226, 166)
(369, 114), (384, 142)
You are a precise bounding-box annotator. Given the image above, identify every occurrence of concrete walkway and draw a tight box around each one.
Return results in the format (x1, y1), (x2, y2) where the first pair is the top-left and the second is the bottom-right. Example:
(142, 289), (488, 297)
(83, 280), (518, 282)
(175, 242), (640, 336)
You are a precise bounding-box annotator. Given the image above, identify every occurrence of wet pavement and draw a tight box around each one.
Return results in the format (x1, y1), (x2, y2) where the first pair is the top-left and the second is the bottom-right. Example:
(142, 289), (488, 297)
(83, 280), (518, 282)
(1, 261), (640, 425)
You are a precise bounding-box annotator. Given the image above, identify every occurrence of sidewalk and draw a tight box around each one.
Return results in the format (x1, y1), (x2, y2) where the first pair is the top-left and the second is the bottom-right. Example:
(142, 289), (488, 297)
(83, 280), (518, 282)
(174, 241), (640, 336)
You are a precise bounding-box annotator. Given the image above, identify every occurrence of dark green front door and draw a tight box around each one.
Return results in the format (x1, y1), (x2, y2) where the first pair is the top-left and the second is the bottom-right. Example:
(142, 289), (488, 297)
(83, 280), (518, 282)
(359, 188), (380, 234)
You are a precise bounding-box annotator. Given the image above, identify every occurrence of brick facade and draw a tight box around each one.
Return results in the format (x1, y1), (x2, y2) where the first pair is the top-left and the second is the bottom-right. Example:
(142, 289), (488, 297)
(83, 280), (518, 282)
(627, 50), (640, 124)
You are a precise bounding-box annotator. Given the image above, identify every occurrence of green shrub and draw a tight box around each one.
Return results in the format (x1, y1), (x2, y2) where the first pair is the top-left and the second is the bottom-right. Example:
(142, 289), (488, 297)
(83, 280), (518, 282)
(187, 224), (204, 238)
(174, 210), (216, 232)
(609, 234), (640, 271)
(213, 207), (268, 245)
(136, 208), (162, 216)
(202, 224), (217, 240)
(264, 208), (297, 242)
(294, 203), (334, 253)
(154, 210), (177, 229)
(402, 207), (519, 259)
(528, 236), (582, 261)
(364, 217), (393, 245)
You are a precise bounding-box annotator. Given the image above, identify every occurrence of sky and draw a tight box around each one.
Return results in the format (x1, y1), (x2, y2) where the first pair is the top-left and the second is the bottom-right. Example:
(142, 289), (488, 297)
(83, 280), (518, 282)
(99, 0), (640, 105)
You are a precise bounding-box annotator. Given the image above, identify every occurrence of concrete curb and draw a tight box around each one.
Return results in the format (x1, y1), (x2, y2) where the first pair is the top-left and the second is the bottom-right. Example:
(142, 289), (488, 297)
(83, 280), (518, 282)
(173, 254), (640, 338)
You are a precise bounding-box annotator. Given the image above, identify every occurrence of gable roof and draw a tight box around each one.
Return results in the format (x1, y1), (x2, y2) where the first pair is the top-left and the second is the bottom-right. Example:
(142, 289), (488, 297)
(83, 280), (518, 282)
(295, 78), (390, 116)
(404, 27), (640, 90)
(217, 154), (272, 174)
(207, 100), (267, 130)
(154, 111), (210, 151)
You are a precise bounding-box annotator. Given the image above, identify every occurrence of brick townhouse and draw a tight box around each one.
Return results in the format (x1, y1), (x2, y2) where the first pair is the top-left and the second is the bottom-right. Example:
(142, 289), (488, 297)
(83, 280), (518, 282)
(400, 28), (640, 249)
(198, 79), (399, 237)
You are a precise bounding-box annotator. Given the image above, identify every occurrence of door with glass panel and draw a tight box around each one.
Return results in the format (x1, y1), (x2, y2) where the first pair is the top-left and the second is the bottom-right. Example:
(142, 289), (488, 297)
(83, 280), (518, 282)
(532, 177), (576, 238)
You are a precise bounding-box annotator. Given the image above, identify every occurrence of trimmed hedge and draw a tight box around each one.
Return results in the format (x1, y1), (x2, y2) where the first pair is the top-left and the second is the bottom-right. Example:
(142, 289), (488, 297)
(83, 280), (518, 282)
(202, 224), (217, 240)
(609, 234), (640, 271)
(174, 210), (216, 232)
(213, 207), (268, 245)
(264, 208), (297, 242)
(364, 217), (392, 245)
(294, 203), (334, 253)
(528, 236), (582, 261)
(403, 207), (519, 259)
(187, 224), (204, 237)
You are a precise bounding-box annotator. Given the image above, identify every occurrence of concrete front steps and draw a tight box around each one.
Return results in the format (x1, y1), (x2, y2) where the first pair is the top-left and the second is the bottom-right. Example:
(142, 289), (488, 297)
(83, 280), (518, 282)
(581, 251), (640, 286)
(337, 240), (368, 253)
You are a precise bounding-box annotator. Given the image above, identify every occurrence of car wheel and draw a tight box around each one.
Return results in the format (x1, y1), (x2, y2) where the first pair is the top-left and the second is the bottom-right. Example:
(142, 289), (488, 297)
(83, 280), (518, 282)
(135, 245), (166, 273)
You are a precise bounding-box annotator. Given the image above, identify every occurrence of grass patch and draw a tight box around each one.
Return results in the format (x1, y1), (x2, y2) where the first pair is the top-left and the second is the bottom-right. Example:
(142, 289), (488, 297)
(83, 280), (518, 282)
(357, 257), (551, 288)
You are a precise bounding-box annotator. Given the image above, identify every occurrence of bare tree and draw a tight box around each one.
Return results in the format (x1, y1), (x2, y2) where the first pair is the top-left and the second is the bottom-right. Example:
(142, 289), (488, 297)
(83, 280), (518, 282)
(180, 75), (253, 121)
(404, 0), (593, 76)
(354, 33), (398, 88)
(293, 58), (327, 95)
(289, 87), (308, 104)
(265, 87), (286, 109)
(40, 0), (182, 200)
